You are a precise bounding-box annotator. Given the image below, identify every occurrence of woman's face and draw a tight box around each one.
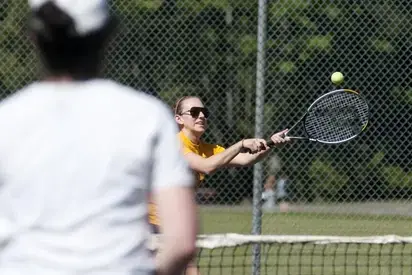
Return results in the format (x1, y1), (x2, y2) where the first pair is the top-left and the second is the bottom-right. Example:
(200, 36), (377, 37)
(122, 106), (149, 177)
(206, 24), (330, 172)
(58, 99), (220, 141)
(176, 97), (209, 135)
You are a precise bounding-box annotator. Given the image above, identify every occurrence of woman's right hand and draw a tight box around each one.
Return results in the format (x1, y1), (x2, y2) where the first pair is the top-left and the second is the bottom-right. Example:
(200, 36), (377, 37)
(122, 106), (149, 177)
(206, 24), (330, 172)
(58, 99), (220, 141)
(240, 138), (267, 154)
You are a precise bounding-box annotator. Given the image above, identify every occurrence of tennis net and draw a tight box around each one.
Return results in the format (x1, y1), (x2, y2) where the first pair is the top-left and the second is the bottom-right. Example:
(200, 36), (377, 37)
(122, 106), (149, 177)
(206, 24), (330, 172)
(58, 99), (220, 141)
(151, 234), (412, 275)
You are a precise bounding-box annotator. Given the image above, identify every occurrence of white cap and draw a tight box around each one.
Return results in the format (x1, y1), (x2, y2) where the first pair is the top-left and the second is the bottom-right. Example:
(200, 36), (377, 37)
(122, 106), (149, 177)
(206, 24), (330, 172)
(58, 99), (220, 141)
(28, 0), (109, 35)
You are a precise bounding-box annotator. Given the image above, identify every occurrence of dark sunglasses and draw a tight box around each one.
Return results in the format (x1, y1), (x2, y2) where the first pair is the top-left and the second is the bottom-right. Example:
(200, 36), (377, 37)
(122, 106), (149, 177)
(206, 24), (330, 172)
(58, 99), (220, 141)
(181, 107), (210, 119)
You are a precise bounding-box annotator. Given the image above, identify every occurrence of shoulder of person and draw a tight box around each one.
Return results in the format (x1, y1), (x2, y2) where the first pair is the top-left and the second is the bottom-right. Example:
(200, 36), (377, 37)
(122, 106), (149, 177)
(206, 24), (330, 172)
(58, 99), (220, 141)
(80, 80), (177, 128)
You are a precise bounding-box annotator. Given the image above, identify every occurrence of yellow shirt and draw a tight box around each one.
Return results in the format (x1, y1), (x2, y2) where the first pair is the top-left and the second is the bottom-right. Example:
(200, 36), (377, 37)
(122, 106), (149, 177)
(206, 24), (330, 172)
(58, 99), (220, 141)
(148, 201), (159, 226)
(178, 131), (225, 183)
(148, 131), (225, 226)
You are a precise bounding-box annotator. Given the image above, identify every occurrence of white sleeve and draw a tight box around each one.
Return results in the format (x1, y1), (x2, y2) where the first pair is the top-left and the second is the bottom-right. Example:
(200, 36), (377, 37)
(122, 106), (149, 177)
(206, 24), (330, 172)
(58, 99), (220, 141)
(151, 107), (194, 190)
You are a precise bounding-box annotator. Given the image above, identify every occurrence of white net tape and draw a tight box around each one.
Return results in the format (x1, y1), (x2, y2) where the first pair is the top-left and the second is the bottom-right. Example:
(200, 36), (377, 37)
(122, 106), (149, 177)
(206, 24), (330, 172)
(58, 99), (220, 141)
(150, 234), (412, 250)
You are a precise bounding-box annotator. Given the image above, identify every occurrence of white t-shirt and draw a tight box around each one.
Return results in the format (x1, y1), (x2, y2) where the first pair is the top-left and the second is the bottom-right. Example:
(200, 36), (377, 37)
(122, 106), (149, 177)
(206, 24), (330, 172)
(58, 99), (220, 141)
(262, 189), (276, 209)
(276, 178), (287, 198)
(0, 79), (194, 275)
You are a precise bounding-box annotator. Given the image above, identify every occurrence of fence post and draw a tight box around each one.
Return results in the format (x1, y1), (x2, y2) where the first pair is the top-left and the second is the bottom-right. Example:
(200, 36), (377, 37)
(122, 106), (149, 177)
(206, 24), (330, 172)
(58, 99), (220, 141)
(252, 0), (269, 274)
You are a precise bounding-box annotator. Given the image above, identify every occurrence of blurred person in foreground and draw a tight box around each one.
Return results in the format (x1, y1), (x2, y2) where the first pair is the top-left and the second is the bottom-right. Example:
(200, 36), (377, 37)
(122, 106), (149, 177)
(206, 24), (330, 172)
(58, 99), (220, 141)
(150, 96), (292, 274)
(0, 1), (197, 275)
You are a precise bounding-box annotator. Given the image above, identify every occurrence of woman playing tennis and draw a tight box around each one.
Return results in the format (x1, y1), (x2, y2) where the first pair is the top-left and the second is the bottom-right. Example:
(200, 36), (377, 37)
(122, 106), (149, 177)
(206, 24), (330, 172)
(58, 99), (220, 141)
(150, 96), (291, 274)
(173, 96), (290, 181)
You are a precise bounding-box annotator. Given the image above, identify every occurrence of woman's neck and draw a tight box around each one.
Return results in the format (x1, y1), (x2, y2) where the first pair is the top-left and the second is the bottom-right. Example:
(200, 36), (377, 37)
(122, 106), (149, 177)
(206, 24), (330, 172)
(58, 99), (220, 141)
(181, 128), (201, 144)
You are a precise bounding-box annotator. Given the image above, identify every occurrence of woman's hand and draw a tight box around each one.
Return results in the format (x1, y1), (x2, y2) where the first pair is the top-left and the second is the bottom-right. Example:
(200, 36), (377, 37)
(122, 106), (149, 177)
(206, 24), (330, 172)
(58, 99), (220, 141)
(241, 138), (268, 154)
(269, 129), (291, 148)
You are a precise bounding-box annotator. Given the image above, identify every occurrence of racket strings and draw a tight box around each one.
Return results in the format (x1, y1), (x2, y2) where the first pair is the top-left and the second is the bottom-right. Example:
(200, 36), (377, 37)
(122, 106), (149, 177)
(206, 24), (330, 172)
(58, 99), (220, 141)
(305, 92), (369, 143)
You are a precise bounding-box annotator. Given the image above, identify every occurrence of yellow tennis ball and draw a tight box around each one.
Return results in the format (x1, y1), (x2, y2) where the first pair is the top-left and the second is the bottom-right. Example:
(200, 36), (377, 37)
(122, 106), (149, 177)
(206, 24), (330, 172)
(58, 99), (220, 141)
(331, 72), (344, 85)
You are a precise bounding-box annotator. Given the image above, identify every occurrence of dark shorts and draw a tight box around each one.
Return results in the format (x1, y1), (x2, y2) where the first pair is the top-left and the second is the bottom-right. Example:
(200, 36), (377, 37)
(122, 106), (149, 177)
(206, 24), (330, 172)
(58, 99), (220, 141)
(149, 224), (160, 256)
(150, 223), (160, 234)
(277, 196), (288, 203)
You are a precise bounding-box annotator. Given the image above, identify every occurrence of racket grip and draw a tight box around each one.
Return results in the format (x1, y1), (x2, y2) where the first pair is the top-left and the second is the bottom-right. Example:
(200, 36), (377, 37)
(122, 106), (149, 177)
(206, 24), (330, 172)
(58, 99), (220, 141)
(240, 148), (252, 154)
(266, 139), (275, 147)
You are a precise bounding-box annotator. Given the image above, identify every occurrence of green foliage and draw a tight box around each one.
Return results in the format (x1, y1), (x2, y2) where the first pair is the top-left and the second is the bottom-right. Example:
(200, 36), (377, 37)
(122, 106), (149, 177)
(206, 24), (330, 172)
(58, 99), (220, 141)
(368, 152), (385, 169)
(383, 166), (412, 188)
(278, 61), (296, 73)
(113, 0), (163, 15)
(0, 0), (36, 94)
(0, 0), (410, 203)
(239, 34), (257, 56)
(309, 159), (349, 200)
(306, 35), (332, 51)
(392, 88), (412, 104)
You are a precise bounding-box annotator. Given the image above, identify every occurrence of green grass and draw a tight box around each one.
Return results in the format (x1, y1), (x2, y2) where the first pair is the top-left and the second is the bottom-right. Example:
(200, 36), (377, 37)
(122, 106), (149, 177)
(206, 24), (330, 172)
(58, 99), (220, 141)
(200, 208), (412, 236)
(194, 207), (412, 274)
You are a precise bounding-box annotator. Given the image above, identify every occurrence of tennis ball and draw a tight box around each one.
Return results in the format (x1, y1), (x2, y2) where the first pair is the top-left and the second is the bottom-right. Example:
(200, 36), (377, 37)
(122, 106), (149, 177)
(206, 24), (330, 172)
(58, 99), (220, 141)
(331, 72), (344, 85)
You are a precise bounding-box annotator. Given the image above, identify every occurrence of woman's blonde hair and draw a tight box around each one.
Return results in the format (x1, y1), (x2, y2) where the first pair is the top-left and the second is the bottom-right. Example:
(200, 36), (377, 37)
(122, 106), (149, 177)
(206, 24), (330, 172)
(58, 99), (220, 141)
(173, 96), (199, 115)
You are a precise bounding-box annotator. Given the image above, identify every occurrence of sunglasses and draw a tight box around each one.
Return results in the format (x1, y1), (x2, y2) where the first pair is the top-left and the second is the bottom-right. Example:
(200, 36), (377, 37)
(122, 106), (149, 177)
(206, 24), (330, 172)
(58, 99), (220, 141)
(181, 107), (210, 119)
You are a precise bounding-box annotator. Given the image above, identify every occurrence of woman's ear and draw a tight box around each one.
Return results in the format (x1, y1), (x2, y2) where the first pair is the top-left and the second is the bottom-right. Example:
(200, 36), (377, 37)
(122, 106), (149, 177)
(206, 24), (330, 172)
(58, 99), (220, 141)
(175, 114), (184, 127)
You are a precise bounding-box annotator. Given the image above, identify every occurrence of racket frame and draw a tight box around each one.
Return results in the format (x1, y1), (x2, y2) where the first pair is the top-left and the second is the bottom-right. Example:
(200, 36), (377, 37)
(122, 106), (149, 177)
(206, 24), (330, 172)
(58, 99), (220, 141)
(267, 89), (369, 146)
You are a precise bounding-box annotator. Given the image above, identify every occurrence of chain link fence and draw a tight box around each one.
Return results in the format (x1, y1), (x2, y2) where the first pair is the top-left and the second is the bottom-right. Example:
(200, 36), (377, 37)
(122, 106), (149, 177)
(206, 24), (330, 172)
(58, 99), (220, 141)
(1, 0), (411, 236)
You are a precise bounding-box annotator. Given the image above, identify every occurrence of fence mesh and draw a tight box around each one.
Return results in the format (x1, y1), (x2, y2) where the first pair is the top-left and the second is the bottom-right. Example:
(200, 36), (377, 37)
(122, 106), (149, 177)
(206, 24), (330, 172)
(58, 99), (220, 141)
(1, 1), (411, 235)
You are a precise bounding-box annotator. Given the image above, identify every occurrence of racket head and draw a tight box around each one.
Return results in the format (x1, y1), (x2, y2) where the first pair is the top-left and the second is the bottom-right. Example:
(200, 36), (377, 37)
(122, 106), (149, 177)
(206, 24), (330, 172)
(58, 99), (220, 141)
(303, 89), (369, 144)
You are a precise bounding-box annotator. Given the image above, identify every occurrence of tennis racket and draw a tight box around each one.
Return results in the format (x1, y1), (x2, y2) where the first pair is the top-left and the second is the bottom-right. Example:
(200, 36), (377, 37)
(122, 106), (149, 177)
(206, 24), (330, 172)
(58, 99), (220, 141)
(266, 89), (369, 146)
